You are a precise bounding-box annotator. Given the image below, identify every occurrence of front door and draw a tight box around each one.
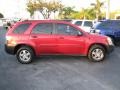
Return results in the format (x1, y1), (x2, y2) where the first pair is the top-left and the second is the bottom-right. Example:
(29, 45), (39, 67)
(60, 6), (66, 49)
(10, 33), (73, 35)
(55, 23), (85, 55)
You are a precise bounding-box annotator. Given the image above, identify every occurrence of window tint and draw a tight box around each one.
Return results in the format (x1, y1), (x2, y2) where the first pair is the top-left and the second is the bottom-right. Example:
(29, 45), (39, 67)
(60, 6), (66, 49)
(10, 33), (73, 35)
(84, 21), (93, 27)
(97, 21), (113, 29)
(112, 21), (120, 29)
(32, 23), (53, 34)
(75, 21), (82, 26)
(56, 24), (79, 36)
(13, 23), (30, 34)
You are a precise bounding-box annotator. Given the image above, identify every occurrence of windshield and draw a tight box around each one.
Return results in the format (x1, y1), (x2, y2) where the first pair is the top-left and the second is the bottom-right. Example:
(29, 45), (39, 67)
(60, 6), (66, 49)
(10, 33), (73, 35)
(92, 22), (102, 29)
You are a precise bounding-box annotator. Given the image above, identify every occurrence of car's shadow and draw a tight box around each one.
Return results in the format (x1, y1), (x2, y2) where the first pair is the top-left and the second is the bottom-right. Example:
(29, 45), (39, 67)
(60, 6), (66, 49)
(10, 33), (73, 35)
(33, 55), (86, 63)
(115, 41), (120, 47)
(31, 55), (107, 65)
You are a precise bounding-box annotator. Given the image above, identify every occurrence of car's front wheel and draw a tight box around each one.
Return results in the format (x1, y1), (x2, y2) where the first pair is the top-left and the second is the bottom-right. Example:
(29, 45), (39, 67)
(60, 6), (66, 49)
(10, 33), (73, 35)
(88, 45), (106, 62)
(16, 46), (34, 64)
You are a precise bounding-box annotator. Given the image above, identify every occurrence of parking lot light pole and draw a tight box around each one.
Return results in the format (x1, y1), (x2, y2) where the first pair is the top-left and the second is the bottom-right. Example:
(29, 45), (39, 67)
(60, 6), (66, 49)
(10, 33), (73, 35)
(106, 0), (110, 19)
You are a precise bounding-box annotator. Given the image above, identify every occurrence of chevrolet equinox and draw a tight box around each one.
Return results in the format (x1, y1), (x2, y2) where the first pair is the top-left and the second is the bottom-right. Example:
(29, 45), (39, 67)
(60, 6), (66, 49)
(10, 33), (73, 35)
(5, 20), (114, 64)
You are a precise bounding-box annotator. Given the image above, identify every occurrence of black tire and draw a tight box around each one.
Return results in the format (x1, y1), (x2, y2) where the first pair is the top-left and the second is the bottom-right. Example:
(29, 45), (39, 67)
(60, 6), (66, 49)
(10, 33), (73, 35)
(88, 45), (106, 62)
(16, 46), (34, 64)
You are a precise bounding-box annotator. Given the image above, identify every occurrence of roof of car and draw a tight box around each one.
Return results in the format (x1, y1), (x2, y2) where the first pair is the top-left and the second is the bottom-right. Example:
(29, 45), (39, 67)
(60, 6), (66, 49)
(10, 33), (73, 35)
(101, 19), (120, 21)
(22, 20), (72, 23)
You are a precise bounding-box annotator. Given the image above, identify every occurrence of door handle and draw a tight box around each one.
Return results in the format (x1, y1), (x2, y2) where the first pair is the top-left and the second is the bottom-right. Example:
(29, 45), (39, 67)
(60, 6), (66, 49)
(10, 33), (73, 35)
(31, 36), (38, 38)
(59, 37), (64, 39)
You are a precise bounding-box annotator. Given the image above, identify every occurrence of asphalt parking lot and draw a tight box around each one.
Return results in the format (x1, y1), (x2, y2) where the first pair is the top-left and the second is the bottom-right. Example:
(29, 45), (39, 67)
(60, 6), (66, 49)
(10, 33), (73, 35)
(0, 27), (120, 90)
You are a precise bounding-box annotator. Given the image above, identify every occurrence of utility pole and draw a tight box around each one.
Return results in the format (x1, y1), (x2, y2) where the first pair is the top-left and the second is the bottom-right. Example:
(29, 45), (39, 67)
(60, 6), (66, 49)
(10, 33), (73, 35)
(106, 0), (110, 19)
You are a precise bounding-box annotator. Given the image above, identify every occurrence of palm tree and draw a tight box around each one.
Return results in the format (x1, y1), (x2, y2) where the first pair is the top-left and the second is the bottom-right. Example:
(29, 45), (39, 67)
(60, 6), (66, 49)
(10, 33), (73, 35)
(80, 8), (96, 20)
(91, 0), (104, 20)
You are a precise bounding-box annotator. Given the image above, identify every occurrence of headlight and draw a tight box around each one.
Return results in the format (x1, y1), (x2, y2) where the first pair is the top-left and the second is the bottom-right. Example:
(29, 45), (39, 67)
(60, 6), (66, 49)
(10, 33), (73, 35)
(107, 37), (113, 45)
(95, 29), (101, 34)
(6, 36), (12, 41)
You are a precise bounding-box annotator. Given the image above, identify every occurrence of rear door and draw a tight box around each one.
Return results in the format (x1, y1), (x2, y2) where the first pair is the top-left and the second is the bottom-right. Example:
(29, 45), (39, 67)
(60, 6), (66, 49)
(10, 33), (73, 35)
(30, 22), (57, 54)
(55, 23), (86, 55)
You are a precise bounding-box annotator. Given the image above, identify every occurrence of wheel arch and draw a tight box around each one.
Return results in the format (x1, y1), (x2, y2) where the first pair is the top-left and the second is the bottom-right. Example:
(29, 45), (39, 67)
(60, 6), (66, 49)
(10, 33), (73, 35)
(14, 44), (36, 56)
(106, 35), (115, 39)
(87, 43), (107, 55)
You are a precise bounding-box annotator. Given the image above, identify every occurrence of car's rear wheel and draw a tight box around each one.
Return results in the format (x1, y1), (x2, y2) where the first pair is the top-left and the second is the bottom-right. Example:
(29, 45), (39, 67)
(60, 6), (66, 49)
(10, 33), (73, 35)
(88, 45), (106, 62)
(16, 46), (34, 64)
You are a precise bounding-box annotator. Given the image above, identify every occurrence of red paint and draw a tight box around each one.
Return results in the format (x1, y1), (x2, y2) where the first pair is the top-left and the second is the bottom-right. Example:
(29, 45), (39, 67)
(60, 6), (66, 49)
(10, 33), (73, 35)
(6, 20), (109, 56)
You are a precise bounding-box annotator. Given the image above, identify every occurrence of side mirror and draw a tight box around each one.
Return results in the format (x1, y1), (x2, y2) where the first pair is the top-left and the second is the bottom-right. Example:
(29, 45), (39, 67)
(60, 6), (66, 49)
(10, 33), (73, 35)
(77, 31), (82, 36)
(5, 27), (8, 30)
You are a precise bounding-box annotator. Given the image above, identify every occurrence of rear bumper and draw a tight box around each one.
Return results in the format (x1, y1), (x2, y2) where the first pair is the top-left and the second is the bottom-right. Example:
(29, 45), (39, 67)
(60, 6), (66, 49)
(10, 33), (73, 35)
(5, 44), (15, 55)
(106, 45), (114, 54)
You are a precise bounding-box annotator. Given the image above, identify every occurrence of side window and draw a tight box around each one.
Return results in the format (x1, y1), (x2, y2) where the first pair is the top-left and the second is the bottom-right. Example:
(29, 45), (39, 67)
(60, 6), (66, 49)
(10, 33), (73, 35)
(56, 23), (80, 36)
(13, 23), (31, 34)
(84, 21), (93, 27)
(32, 23), (53, 34)
(75, 21), (82, 26)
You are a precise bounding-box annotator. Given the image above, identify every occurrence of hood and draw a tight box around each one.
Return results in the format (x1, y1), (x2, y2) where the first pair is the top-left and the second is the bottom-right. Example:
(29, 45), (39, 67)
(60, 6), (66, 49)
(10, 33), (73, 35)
(87, 33), (107, 41)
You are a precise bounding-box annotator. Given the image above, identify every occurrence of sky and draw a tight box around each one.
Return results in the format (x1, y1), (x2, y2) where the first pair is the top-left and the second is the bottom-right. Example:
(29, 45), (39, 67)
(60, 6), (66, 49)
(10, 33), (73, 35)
(0, 0), (120, 18)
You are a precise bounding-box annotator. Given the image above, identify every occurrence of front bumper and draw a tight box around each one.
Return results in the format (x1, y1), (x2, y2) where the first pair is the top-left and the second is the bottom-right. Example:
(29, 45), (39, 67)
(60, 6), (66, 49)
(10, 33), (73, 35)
(5, 44), (15, 55)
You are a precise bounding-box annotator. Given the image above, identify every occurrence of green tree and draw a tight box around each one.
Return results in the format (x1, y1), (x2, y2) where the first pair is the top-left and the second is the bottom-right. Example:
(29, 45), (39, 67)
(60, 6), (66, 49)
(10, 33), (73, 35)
(26, 0), (36, 16)
(0, 13), (4, 18)
(27, 0), (63, 19)
(80, 8), (96, 19)
(91, 0), (104, 20)
(59, 6), (76, 19)
(47, 1), (63, 19)
(70, 8), (96, 20)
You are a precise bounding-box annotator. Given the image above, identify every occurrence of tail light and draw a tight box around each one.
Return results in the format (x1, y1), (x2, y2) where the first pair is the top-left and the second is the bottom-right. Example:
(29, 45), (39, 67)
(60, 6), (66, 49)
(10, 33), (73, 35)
(6, 36), (16, 46)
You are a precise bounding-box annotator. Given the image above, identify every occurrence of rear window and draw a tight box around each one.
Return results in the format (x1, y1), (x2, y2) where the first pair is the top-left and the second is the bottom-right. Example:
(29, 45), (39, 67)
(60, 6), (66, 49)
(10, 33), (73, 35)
(75, 21), (82, 26)
(13, 23), (31, 34)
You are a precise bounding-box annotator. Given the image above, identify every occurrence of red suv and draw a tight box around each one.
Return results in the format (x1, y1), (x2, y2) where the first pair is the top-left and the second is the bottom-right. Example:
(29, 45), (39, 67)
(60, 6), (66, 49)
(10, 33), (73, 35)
(5, 20), (114, 64)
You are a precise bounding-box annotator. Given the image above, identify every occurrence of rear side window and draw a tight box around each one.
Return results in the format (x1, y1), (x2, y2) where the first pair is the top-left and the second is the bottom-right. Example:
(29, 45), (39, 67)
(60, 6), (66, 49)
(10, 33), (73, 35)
(32, 23), (53, 34)
(13, 23), (30, 34)
(75, 21), (82, 26)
